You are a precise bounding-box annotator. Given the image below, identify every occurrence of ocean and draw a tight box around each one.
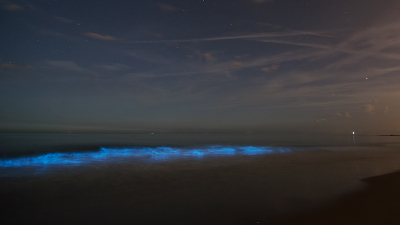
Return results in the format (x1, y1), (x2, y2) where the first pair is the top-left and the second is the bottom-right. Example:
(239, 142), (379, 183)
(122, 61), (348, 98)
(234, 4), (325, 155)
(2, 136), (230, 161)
(1, 133), (400, 224)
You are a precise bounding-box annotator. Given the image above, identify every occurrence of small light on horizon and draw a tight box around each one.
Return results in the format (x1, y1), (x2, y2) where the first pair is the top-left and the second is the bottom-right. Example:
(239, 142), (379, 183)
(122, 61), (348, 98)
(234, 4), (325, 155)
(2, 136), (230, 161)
(353, 132), (355, 135)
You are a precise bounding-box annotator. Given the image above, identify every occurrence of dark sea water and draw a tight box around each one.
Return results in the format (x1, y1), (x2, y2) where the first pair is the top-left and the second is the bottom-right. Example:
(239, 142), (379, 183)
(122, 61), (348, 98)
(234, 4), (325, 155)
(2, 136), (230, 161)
(1, 133), (400, 224)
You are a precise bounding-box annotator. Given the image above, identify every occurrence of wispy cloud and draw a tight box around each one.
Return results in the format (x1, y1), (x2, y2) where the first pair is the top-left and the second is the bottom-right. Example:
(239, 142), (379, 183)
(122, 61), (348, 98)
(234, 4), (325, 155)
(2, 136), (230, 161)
(203, 53), (214, 62)
(332, 112), (353, 119)
(261, 64), (279, 72)
(361, 100), (391, 115)
(0, 63), (34, 70)
(0, 63), (18, 69)
(3, 4), (24, 11)
(54, 16), (75, 23)
(40, 61), (100, 83)
(126, 51), (173, 64)
(45, 60), (92, 74)
(252, 0), (274, 3)
(322, 22), (400, 69)
(155, 3), (179, 12)
(384, 106), (389, 113)
(2, 2), (40, 12)
(362, 104), (375, 114)
(123, 30), (332, 44)
(94, 63), (130, 71)
(231, 61), (243, 67)
(258, 39), (333, 50)
(254, 23), (400, 70)
(118, 19), (400, 110)
(35, 15), (400, 114)
(85, 32), (117, 41)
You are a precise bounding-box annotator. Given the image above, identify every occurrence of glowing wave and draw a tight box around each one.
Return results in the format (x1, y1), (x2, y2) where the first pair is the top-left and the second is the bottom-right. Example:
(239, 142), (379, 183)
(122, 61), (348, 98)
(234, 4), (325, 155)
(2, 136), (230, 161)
(0, 145), (291, 168)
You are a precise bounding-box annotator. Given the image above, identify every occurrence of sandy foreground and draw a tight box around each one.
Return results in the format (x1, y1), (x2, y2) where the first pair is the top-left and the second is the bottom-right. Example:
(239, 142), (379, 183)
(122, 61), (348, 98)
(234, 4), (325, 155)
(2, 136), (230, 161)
(275, 170), (400, 225)
(1, 147), (400, 224)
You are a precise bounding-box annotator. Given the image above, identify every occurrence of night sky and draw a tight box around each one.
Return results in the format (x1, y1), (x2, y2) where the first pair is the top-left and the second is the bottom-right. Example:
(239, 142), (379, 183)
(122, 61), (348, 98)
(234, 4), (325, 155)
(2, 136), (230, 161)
(1, 0), (399, 134)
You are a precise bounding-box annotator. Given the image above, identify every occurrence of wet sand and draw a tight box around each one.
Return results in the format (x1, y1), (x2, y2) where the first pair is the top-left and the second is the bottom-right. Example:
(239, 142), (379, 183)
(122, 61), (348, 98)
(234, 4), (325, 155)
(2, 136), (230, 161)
(276, 171), (400, 225)
(2, 147), (400, 225)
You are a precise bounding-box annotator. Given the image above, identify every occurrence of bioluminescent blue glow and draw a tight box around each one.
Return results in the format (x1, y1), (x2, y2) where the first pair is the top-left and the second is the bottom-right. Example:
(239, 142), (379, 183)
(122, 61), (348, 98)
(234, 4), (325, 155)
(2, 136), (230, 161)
(0, 145), (291, 170)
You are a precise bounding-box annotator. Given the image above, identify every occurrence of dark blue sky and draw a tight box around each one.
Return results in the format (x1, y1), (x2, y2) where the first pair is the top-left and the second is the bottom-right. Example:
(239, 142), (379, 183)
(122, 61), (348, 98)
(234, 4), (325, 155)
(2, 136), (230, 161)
(1, 0), (399, 134)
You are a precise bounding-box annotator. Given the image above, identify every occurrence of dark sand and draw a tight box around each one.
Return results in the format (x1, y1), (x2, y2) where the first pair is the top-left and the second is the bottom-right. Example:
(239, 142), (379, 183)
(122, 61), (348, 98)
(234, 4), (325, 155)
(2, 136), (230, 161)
(276, 171), (400, 225)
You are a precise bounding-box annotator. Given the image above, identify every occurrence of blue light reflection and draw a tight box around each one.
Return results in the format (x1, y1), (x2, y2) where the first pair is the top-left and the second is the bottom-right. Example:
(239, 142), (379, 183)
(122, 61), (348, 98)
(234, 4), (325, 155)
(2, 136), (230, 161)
(0, 145), (291, 169)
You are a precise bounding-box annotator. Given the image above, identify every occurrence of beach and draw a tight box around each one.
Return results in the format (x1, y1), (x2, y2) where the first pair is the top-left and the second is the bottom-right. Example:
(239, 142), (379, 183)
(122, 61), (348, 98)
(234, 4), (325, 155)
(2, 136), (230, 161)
(1, 136), (400, 225)
(277, 171), (400, 225)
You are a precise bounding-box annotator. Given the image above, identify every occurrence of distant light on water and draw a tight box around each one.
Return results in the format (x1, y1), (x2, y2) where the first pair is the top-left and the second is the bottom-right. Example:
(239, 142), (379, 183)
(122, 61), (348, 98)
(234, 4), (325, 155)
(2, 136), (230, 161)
(0, 146), (291, 170)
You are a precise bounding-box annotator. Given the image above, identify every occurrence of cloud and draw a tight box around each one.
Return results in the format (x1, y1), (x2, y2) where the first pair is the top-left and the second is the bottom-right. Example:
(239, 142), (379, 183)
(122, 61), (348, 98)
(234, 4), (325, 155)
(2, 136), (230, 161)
(84, 32), (117, 41)
(94, 63), (130, 71)
(333, 113), (343, 117)
(231, 61), (243, 67)
(127, 51), (172, 64)
(3, 4), (24, 11)
(212, 21), (400, 108)
(362, 104), (375, 114)
(254, 22), (400, 72)
(2, 2), (39, 12)
(46, 60), (91, 73)
(258, 39), (333, 50)
(55, 16), (75, 23)
(344, 112), (353, 119)
(362, 101), (390, 115)
(155, 3), (179, 12)
(123, 30), (332, 44)
(91, 18), (400, 111)
(253, 0), (274, 3)
(261, 64), (279, 72)
(203, 53), (214, 62)
(0, 63), (34, 70)
(321, 22), (400, 70)
(234, 55), (249, 59)
(383, 106), (389, 113)
(332, 112), (353, 119)
(43, 61), (99, 80)
(119, 39), (398, 109)
(0, 63), (18, 69)
(123, 49), (315, 80)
